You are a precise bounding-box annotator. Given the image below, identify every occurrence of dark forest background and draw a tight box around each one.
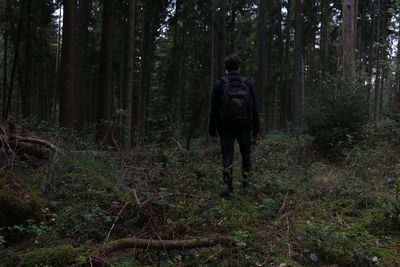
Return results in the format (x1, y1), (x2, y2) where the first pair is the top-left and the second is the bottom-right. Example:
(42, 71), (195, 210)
(1, 0), (400, 147)
(2, 1), (400, 266)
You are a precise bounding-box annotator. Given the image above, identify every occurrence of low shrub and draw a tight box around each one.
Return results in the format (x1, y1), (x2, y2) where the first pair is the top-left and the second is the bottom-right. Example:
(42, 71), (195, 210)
(304, 77), (368, 157)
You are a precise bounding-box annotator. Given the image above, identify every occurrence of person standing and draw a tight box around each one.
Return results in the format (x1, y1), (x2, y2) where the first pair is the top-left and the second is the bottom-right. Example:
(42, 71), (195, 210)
(209, 53), (260, 196)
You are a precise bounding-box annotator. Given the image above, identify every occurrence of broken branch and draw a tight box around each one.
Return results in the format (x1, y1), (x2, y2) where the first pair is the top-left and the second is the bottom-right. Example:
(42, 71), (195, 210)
(90, 234), (235, 265)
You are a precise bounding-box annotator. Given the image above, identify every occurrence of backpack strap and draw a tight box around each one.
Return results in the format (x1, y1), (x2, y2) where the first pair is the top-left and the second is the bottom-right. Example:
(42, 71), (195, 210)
(221, 77), (230, 84)
(240, 77), (251, 85)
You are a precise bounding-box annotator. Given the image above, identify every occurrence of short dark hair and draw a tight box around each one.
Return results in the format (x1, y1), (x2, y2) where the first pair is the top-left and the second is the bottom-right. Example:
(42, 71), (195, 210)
(225, 53), (241, 72)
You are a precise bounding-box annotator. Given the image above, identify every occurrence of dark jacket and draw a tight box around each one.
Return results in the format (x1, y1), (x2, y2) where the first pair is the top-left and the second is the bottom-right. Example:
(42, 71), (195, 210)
(209, 72), (260, 136)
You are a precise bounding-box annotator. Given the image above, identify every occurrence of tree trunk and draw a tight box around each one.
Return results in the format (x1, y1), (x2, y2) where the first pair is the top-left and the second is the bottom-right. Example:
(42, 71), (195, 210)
(96, 0), (114, 144)
(215, 0), (226, 78)
(256, 0), (267, 135)
(123, 0), (137, 149)
(320, 0), (330, 80)
(228, 3), (237, 53)
(59, 0), (76, 127)
(170, 0), (184, 136)
(394, 29), (400, 113)
(342, 0), (356, 78)
(373, 0), (381, 121)
(4, 0), (26, 120)
(280, 0), (292, 130)
(52, 0), (62, 123)
(291, 0), (303, 129)
(74, 0), (90, 129)
(21, 0), (32, 118)
(2, 0), (10, 119)
(137, 2), (152, 145)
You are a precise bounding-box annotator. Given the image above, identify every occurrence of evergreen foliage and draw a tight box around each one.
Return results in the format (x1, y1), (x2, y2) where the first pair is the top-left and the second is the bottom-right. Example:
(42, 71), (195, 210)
(304, 78), (368, 156)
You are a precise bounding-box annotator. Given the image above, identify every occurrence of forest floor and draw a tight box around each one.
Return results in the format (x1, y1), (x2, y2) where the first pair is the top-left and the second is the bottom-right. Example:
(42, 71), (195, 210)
(1, 129), (400, 266)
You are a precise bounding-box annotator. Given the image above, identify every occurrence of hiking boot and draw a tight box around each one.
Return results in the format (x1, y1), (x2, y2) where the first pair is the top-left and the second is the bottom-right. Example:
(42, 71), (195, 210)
(241, 170), (252, 189)
(222, 166), (233, 195)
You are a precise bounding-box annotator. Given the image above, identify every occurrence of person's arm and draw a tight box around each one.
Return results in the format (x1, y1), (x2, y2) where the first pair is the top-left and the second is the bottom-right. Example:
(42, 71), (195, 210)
(209, 80), (223, 137)
(246, 80), (260, 137)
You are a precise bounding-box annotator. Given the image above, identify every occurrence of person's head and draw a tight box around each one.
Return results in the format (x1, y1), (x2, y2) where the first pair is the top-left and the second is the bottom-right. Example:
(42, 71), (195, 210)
(225, 53), (241, 73)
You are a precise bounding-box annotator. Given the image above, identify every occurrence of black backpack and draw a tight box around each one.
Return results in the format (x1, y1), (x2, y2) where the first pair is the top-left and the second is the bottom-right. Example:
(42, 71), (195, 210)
(220, 77), (253, 128)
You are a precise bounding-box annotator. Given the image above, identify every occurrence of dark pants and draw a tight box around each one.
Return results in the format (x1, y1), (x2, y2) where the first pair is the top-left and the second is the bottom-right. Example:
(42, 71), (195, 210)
(218, 127), (252, 174)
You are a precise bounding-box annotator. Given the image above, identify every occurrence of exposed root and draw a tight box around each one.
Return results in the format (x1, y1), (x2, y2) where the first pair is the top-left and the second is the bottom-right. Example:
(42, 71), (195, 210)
(0, 133), (59, 166)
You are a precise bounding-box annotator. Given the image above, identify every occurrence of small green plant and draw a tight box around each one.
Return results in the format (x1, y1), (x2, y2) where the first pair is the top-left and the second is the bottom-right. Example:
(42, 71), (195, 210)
(384, 168), (400, 231)
(297, 222), (374, 266)
(0, 234), (6, 246)
(304, 77), (368, 157)
(7, 220), (51, 238)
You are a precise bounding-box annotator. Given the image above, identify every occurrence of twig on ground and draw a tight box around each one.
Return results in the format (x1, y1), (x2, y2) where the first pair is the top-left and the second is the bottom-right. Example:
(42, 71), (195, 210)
(171, 138), (185, 152)
(103, 201), (131, 245)
(133, 189), (142, 206)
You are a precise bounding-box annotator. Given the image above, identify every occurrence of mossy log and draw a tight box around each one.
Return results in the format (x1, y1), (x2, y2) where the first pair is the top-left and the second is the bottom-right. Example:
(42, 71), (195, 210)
(90, 234), (235, 266)
(18, 245), (83, 267)
(0, 179), (42, 226)
(0, 134), (57, 160)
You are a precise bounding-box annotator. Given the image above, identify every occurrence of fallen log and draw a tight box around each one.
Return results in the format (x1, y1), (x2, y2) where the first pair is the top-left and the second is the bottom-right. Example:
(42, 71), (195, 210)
(90, 234), (235, 265)
(9, 135), (58, 152)
(0, 134), (58, 161)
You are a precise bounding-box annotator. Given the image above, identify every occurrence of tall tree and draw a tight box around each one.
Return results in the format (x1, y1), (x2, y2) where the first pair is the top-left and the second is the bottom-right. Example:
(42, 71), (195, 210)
(2, 0), (10, 119)
(256, 0), (267, 134)
(137, 1), (168, 145)
(3, 0), (25, 120)
(291, 0), (304, 129)
(123, 0), (137, 148)
(214, 0), (226, 79)
(320, 0), (331, 80)
(74, 0), (90, 129)
(169, 0), (185, 136)
(280, 0), (293, 130)
(96, 0), (114, 144)
(394, 21), (400, 113)
(21, 0), (32, 118)
(59, 0), (76, 127)
(342, 0), (356, 78)
(137, 2), (152, 145)
(208, 0), (226, 143)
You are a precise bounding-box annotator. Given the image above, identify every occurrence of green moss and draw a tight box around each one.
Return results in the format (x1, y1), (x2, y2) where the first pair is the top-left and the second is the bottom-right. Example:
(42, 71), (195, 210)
(0, 250), (19, 267)
(19, 245), (83, 267)
(376, 247), (400, 265)
(0, 187), (41, 226)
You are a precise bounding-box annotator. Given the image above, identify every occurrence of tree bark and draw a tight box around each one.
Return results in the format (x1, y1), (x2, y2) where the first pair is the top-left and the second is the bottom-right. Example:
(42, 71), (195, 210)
(394, 28), (400, 113)
(320, 0), (330, 80)
(280, 0), (292, 130)
(291, 0), (303, 129)
(170, 0), (184, 136)
(123, 0), (137, 149)
(74, 0), (90, 129)
(21, 0), (32, 118)
(3, 0), (25, 121)
(256, 0), (267, 135)
(2, 0), (10, 119)
(373, 0), (381, 121)
(342, 0), (356, 78)
(96, 0), (114, 144)
(52, 0), (63, 123)
(137, 2), (152, 145)
(214, 0), (226, 78)
(59, 0), (76, 127)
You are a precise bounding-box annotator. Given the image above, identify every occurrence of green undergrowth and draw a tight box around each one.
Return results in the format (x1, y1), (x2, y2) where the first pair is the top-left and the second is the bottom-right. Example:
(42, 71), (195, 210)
(1, 129), (400, 266)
